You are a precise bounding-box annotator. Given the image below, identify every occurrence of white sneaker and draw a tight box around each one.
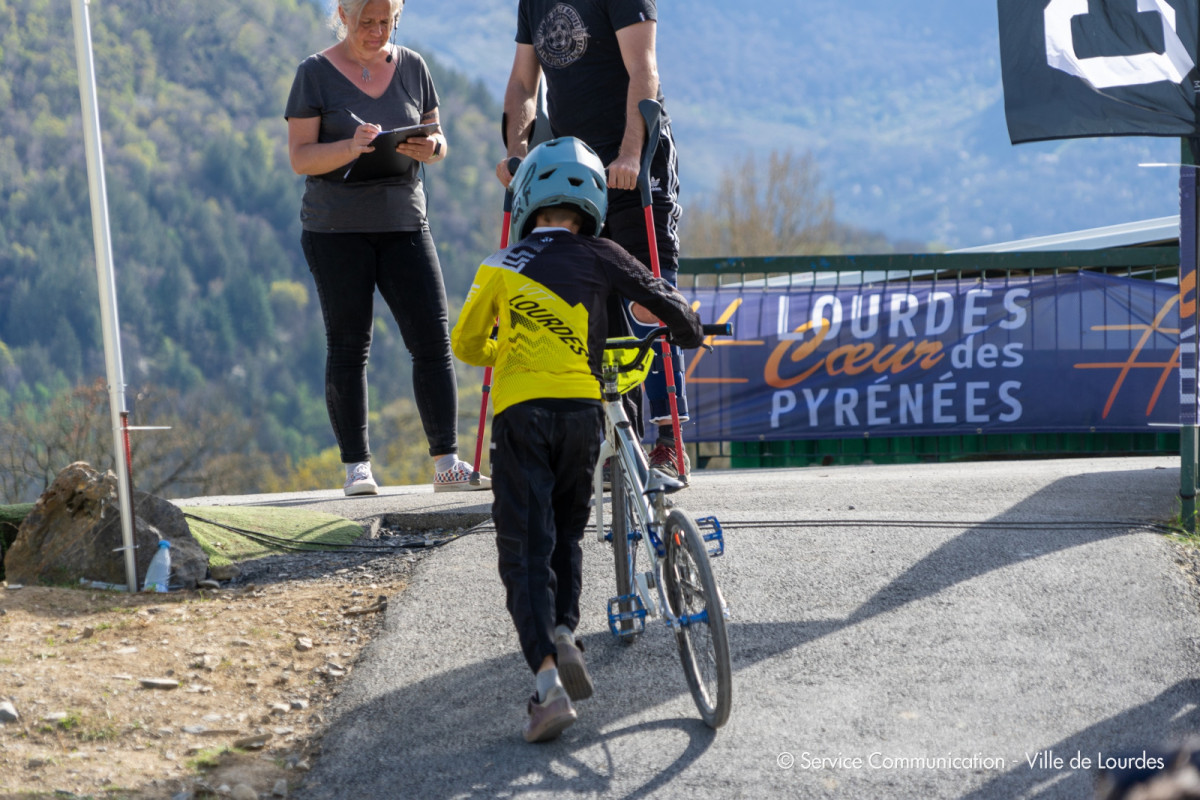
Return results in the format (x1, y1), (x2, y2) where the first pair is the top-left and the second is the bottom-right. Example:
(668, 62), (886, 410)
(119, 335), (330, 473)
(344, 462), (379, 496)
(433, 460), (492, 492)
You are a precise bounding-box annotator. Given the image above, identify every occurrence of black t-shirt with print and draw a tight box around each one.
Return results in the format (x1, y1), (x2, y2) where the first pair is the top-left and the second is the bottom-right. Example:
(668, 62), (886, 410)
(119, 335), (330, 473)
(516, 0), (663, 162)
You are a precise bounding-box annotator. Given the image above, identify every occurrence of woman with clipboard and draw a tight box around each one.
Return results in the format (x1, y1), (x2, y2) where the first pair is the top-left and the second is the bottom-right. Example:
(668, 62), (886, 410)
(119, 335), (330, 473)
(285, 0), (489, 496)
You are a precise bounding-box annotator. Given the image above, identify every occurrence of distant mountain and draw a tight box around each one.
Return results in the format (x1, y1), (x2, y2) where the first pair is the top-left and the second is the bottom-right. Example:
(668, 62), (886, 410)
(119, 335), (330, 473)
(394, 0), (1180, 250)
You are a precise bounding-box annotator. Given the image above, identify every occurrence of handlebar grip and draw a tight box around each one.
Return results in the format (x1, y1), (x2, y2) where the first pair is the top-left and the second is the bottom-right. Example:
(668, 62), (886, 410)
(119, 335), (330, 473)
(702, 323), (733, 337)
(502, 158), (523, 214)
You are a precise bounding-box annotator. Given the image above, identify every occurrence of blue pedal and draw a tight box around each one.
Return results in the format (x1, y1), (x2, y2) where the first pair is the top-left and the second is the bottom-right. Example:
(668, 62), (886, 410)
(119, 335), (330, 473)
(694, 516), (725, 557)
(668, 608), (710, 630)
(607, 593), (647, 638)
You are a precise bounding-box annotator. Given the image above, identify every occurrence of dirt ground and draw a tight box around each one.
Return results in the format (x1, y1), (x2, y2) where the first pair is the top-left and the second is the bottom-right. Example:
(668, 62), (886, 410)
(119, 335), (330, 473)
(0, 563), (407, 800)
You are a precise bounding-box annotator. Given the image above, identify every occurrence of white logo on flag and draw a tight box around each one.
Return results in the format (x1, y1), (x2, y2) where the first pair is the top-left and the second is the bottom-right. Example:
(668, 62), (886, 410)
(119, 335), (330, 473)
(1043, 0), (1194, 88)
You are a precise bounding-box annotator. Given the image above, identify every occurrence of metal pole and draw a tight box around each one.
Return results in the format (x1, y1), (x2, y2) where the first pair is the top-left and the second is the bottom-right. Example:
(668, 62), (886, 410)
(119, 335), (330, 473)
(71, 0), (138, 590)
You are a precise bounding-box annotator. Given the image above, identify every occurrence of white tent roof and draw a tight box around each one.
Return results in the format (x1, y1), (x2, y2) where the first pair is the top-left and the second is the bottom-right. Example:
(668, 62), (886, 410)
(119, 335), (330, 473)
(951, 216), (1179, 253)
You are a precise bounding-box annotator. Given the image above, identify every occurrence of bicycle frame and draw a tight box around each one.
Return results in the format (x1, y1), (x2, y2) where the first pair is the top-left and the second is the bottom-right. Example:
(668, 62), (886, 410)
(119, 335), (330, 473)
(592, 323), (734, 728)
(592, 357), (686, 632)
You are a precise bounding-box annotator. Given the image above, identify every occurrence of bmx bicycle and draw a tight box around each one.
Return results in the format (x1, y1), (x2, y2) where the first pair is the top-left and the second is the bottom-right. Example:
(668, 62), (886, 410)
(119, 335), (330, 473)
(592, 323), (733, 729)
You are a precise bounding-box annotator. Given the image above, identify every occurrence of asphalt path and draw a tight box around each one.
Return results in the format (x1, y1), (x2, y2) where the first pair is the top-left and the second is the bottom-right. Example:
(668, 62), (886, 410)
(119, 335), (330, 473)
(231, 457), (1198, 800)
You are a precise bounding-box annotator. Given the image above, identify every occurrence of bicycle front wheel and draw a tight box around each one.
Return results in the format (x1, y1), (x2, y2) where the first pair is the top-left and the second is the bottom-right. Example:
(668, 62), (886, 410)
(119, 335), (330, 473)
(663, 509), (732, 728)
(610, 455), (640, 642)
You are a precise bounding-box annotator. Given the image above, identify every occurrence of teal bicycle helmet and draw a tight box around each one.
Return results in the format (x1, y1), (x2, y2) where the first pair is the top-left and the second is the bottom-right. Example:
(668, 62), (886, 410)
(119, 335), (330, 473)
(509, 137), (608, 241)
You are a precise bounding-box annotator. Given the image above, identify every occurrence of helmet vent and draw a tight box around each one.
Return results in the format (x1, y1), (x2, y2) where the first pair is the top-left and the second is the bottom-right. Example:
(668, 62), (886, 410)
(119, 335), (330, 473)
(568, 177), (583, 186)
(538, 167), (557, 180)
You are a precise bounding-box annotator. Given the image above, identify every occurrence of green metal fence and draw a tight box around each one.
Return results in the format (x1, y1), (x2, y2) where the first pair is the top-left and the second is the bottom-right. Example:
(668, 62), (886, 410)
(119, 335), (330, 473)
(677, 246), (1182, 470)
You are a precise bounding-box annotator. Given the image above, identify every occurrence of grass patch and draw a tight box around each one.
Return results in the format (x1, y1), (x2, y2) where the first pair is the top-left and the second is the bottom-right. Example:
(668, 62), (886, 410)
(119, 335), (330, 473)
(3, 501), (362, 574)
(187, 746), (234, 771)
(0, 503), (35, 529)
(180, 505), (363, 567)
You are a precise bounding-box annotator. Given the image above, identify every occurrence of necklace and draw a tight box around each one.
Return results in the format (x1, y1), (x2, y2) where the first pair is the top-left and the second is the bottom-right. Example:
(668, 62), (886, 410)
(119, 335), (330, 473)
(345, 43), (374, 82)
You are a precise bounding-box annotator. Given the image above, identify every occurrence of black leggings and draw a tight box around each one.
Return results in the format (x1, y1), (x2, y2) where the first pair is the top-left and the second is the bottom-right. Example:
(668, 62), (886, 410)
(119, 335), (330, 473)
(302, 228), (458, 462)
(491, 402), (603, 673)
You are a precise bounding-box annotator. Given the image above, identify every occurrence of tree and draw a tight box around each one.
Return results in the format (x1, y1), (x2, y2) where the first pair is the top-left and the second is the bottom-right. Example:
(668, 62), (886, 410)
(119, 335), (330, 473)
(0, 379), (263, 504)
(684, 149), (836, 258)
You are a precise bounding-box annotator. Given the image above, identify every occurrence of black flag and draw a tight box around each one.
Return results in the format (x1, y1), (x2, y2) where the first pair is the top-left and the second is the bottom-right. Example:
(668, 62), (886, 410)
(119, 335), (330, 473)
(998, 0), (1200, 143)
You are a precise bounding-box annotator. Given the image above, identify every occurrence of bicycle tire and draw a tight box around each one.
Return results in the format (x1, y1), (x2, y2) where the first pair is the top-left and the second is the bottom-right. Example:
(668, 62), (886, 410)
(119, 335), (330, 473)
(663, 509), (732, 728)
(610, 455), (640, 642)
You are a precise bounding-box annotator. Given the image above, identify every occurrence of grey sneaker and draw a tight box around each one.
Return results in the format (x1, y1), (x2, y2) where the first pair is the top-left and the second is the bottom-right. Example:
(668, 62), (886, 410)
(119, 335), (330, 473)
(555, 634), (594, 701)
(343, 462), (379, 496)
(523, 685), (576, 743)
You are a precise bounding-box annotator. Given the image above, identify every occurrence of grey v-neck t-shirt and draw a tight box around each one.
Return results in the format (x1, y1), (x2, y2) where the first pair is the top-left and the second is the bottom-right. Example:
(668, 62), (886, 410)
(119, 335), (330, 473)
(285, 46), (439, 232)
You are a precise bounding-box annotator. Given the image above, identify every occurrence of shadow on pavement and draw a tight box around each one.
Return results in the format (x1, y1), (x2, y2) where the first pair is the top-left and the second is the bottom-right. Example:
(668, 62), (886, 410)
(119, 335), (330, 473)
(959, 679), (1200, 799)
(296, 465), (1183, 799)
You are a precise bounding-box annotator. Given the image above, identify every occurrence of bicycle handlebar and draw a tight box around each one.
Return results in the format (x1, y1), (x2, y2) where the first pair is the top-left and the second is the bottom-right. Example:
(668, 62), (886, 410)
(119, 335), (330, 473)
(604, 323), (732, 358)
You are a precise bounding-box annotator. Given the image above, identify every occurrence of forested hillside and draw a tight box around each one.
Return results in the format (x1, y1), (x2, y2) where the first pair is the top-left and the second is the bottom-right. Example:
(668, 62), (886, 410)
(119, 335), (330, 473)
(399, 0), (1180, 248)
(0, 0), (507, 501)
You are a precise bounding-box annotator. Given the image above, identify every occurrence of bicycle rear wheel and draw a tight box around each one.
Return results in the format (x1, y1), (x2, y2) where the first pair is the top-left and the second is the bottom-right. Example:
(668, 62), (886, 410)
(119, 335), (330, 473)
(663, 509), (732, 728)
(610, 456), (640, 642)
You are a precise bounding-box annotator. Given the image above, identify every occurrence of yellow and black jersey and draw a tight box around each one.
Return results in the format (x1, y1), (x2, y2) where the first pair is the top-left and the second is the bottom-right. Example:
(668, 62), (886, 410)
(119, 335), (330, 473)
(451, 229), (702, 415)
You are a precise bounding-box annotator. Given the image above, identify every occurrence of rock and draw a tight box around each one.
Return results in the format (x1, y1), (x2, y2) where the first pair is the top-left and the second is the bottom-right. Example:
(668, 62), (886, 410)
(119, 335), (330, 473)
(233, 733), (272, 750)
(191, 654), (219, 671)
(5, 462), (207, 589)
(208, 563), (240, 581)
(231, 785), (257, 800)
(272, 779), (289, 797)
(0, 700), (18, 723)
(139, 678), (180, 690)
(294, 637), (313, 652)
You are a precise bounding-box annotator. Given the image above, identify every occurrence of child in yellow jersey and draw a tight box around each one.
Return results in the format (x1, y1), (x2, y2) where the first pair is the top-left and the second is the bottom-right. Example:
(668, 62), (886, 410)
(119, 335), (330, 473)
(451, 138), (702, 743)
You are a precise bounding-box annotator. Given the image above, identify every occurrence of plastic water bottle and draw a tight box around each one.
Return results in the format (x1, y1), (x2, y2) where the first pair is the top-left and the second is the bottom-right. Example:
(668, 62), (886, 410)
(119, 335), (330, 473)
(142, 540), (172, 593)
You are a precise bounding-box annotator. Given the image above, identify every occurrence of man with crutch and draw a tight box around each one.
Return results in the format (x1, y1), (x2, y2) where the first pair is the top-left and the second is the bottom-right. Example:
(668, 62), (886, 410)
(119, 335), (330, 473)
(494, 0), (692, 482)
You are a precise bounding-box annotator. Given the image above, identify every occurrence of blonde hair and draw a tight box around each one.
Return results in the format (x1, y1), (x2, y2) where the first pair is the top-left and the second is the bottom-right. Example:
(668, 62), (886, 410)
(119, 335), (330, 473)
(329, 0), (404, 40)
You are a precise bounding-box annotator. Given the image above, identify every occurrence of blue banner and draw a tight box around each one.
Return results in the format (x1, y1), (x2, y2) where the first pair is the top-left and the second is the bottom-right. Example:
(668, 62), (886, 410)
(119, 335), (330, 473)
(680, 273), (1182, 442)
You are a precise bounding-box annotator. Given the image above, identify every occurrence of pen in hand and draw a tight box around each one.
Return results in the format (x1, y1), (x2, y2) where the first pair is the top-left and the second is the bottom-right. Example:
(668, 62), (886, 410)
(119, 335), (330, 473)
(346, 109), (382, 158)
(347, 109), (381, 138)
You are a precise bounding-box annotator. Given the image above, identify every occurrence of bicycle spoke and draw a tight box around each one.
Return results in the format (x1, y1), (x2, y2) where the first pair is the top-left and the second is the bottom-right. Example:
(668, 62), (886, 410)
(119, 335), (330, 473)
(664, 510), (732, 728)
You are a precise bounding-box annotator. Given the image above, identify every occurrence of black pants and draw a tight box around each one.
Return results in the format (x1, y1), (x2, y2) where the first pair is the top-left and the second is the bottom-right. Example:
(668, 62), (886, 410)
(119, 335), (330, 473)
(491, 401), (603, 673)
(301, 228), (458, 462)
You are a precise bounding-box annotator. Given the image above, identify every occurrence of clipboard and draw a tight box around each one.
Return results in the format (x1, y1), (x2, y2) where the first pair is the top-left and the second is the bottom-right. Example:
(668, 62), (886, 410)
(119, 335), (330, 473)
(343, 122), (440, 182)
